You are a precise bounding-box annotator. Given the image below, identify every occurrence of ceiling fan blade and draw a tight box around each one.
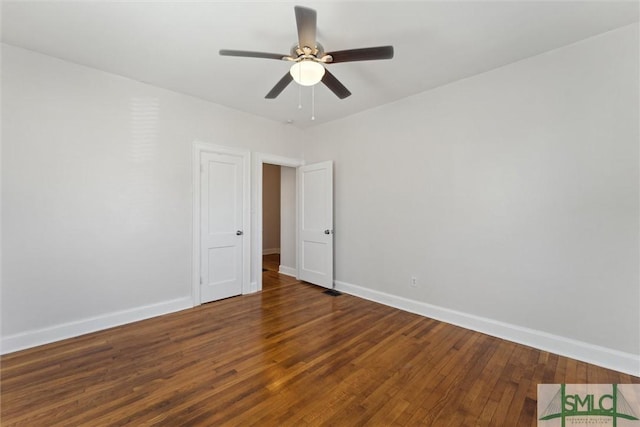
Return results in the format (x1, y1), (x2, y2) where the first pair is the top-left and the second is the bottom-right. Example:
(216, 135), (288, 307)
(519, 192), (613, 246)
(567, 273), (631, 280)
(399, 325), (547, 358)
(326, 46), (394, 63)
(219, 49), (287, 60)
(294, 6), (317, 50)
(321, 69), (351, 99)
(265, 73), (294, 99)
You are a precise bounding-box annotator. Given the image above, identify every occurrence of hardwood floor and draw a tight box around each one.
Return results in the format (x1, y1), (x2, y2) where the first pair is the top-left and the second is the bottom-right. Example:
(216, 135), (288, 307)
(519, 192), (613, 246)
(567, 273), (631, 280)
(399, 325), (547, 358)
(263, 253), (280, 272)
(1, 272), (638, 426)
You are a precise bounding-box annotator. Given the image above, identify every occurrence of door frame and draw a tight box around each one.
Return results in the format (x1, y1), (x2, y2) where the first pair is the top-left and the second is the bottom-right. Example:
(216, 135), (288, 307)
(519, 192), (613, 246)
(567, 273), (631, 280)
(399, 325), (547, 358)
(192, 141), (251, 306)
(253, 153), (305, 292)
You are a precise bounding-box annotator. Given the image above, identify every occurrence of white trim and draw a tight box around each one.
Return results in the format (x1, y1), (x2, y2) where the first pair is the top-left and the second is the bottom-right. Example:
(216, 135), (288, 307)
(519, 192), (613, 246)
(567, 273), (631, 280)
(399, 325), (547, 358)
(263, 248), (280, 255)
(253, 153), (304, 292)
(1, 297), (192, 355)
(192, 141), (251, 305)
(278, 265), (297, 277)
(335, 280), (640, 377)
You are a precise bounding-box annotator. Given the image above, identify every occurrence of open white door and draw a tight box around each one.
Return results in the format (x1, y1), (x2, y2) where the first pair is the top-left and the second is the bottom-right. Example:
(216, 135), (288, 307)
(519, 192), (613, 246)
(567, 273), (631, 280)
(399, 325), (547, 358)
(200, 151), (245, 303)
(298, 161), (333, 288)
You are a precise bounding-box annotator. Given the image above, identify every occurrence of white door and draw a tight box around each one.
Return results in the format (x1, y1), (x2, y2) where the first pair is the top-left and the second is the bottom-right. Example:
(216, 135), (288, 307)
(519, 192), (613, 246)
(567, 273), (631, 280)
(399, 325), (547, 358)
(200, 152), (244, 303)
(298, 161), (334, 288)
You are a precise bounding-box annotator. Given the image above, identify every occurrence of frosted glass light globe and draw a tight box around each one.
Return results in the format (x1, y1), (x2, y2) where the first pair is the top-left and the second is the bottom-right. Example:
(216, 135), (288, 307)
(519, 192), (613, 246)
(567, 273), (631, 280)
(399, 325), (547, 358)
(290, 60), (325, 86)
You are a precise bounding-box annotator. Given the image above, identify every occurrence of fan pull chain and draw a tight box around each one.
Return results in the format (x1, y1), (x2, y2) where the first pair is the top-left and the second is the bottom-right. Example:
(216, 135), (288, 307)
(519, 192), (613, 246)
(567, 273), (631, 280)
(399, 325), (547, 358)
(311, 85), (315, 121)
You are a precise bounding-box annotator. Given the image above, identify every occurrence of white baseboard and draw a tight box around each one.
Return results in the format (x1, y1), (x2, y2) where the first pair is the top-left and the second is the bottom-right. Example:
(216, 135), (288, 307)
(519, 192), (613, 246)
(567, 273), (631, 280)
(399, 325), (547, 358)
(263, 248), (280, 255)
(1, 296), (193, 355)
(278, 265), (297, 277)
(334, 280), (640, 377)
(248, 281), (258, 293)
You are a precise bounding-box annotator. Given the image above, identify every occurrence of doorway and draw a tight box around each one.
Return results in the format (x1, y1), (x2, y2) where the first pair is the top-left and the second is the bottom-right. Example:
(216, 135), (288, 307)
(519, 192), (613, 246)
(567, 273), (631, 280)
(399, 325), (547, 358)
(253, 153), (305, 292)
(262, 163), (296, 276)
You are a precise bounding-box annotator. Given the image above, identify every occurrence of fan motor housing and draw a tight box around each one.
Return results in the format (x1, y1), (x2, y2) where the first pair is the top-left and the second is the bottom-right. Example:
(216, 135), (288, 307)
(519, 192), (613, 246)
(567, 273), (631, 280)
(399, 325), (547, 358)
(291, 42), (324, 59)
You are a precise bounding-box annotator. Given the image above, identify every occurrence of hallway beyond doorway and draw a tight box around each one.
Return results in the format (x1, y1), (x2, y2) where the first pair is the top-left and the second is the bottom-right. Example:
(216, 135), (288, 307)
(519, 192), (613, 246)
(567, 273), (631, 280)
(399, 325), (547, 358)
(263, 254), (280, 273)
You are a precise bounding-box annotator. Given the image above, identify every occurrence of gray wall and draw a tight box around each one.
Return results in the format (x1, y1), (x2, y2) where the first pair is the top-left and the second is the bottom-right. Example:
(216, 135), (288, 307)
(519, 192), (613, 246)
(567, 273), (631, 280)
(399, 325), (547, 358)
(280, 166), (297, 272)
(262, 164), (281, 252)
(304, 24), (639, 356)
(1, 44), (302, 348)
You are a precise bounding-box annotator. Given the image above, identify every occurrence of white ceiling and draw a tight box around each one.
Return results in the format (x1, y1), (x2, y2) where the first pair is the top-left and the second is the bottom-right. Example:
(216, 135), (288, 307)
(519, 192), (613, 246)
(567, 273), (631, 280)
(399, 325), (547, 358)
(2, 1), (638, 127)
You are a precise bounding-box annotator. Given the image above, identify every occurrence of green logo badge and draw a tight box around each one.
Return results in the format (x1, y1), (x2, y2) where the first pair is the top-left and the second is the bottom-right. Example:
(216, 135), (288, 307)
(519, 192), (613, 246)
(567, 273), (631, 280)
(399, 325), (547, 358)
(538, 384), (640, 427)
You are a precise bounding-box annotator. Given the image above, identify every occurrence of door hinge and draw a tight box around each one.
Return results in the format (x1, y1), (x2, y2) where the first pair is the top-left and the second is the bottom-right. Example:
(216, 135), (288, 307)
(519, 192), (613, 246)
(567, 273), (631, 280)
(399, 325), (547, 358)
(200, 276), (203, 285)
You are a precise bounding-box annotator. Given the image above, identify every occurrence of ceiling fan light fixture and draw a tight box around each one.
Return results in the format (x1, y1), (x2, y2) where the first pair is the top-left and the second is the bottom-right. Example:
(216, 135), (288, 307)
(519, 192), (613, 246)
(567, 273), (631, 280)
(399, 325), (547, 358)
(290, 60), (325, 86)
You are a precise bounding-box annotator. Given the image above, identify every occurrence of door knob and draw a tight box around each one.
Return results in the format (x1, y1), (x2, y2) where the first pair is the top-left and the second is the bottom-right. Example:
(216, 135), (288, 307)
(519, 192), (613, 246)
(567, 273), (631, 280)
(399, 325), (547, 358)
(324, 229), (332, 235)
(236, 230), (243, 236)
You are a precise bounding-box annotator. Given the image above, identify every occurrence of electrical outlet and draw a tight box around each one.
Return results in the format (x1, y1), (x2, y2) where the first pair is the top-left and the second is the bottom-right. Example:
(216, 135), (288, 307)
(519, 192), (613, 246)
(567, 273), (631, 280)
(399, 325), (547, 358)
(410, 276), (417, 288)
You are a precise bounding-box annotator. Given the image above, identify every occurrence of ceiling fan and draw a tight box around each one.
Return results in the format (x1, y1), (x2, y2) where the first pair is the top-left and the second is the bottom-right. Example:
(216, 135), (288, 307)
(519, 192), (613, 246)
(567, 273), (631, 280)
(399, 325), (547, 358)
(219, 5), (394, 100)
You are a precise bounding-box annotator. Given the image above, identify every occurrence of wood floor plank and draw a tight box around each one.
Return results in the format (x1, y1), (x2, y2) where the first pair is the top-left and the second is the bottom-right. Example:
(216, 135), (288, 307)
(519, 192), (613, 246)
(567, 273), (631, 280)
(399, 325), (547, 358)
(1, 270), (638, 426)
